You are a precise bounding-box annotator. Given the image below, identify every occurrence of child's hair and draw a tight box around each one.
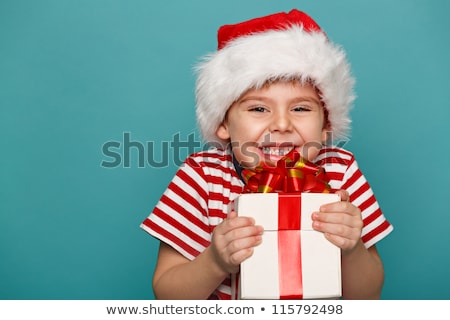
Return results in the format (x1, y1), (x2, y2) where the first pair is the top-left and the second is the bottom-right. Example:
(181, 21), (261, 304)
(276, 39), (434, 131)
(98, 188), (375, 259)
(194, 9), (355, 146)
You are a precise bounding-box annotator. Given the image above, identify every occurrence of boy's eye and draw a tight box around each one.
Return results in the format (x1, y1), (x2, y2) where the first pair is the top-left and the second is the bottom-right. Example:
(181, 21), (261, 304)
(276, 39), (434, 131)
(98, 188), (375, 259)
(249, 106), (267, 112)
(292, 105), (312, 112)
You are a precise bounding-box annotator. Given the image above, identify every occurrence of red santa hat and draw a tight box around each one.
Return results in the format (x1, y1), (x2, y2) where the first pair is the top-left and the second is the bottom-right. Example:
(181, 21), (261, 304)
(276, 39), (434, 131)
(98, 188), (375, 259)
(195, 9), (355, 146)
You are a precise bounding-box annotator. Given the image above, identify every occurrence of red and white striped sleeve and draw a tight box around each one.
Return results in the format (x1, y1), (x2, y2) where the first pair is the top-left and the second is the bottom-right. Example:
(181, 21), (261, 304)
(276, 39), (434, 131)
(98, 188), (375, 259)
(317, 148), (393, 248)
(140, 155), (213, 260)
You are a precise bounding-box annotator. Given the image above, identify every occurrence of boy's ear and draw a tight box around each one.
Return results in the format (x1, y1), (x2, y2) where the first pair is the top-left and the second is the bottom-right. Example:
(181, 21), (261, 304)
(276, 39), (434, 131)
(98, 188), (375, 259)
(216, 122), (231, 140)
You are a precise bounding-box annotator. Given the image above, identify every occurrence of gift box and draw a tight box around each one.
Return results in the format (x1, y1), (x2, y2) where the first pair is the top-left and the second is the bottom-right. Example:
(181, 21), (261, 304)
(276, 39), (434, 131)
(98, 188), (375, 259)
(232, 192), (342, 300)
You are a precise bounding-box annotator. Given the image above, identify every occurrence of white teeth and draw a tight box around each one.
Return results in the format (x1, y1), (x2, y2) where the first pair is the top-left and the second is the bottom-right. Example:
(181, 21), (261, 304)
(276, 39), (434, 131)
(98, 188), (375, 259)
(262, 147), (294, 156)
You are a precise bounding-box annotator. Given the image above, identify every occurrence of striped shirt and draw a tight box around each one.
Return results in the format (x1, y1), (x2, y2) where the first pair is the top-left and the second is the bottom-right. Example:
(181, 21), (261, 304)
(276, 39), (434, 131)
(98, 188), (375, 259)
(141, 147), (393, 299)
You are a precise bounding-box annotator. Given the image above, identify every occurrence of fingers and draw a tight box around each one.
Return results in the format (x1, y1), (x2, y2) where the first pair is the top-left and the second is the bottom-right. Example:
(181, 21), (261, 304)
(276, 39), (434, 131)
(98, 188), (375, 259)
(220, 211), (264, 240)
(311, 190), (363, 251)
(211, 211), (264, 273)
(313, 217), (362, 244)
(312, 203), (362, 234)
(318, 194), (359, 218)
(224, 224), (263, 243)
(227, 237), (261, 266)
(216, 212), (256, 234)
(319, 201), (361, 219)
(323, 232), (358, 250)
(222, 217), (264, 254)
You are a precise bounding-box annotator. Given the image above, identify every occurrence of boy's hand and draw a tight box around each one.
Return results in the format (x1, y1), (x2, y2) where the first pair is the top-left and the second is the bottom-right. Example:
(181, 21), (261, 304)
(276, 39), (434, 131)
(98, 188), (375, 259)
(311, 190), (363, 253)
(210, 211), (264, 275)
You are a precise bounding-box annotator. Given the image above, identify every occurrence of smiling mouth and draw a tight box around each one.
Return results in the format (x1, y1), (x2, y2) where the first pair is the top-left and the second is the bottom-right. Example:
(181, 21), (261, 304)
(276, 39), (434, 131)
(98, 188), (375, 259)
(261, 146), (296, 156)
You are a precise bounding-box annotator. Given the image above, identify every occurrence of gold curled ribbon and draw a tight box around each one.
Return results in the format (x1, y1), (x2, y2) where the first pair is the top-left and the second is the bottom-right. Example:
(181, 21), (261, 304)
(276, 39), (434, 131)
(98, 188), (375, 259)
(241, 149), (331, 193)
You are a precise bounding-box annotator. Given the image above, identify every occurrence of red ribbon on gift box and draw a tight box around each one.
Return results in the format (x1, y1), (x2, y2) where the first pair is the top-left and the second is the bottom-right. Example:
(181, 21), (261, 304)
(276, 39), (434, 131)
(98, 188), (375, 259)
(241, 149), (331, 194)
(278, 194), (303, 299)
(241, 149), (332, 299)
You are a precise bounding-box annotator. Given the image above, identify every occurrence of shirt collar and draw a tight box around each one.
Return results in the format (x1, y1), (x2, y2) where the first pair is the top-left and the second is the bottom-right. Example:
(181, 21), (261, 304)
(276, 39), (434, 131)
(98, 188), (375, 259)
(232, 152), (245, 183)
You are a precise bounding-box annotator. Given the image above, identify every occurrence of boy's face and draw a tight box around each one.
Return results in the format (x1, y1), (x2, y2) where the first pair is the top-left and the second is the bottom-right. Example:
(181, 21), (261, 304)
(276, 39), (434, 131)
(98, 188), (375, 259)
(216, 81), (328, 169)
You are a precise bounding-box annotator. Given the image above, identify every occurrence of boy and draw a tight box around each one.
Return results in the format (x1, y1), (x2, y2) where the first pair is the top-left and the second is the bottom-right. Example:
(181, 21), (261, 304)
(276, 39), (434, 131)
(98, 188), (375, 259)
(141, 9), (393, 299)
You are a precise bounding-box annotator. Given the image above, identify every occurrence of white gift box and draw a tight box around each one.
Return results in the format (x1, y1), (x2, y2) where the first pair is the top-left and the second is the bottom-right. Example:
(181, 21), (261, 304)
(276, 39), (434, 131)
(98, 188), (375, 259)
(232, 192), (342, 300)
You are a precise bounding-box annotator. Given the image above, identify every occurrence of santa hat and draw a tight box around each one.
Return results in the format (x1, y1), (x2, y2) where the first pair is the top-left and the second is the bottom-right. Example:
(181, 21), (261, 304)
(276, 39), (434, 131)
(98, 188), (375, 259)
(195, 9), (355, 146)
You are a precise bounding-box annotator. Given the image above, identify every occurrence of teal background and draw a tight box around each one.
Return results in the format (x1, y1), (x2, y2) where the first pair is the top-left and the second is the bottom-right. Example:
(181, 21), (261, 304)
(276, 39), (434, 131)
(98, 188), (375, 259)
(1, 0), (449, 300)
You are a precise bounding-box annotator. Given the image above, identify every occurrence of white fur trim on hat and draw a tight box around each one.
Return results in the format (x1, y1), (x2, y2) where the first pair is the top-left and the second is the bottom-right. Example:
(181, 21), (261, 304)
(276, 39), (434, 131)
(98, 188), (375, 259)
(195, 25), (355, 146)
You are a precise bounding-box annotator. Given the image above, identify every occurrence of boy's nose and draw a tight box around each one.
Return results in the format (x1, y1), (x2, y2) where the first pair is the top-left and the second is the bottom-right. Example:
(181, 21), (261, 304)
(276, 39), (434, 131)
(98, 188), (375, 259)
(269, 112), (293, 133)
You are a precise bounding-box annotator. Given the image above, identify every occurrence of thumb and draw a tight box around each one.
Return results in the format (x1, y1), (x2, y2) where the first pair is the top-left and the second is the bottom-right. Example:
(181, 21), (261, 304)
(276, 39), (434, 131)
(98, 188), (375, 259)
(335, 189), (350, 202)
(227, 210), (238, 219)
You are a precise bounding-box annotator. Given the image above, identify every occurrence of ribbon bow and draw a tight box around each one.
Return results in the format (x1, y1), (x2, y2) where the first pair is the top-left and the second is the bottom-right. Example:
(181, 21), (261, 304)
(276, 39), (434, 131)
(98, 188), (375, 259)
(241, 149), (331, 193)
